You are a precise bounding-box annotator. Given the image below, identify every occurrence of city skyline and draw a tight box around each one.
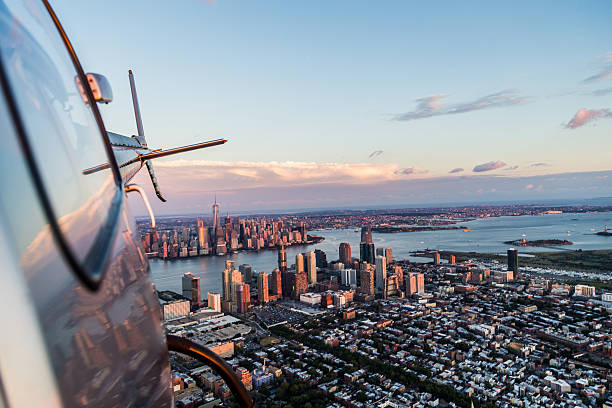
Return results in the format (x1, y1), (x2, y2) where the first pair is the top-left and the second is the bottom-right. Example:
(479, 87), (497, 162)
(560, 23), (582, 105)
(51, 1), (612, 214)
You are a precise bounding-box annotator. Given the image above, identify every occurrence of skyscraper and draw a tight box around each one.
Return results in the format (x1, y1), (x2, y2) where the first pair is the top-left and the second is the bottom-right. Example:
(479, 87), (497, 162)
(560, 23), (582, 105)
(295, 253), (304, 273)
(257, 271), (269, 303)
(212, 197), (219, 233)
(339, 243), (352, 266)
(222, 260), (235, 301)
(361, 226), (373, 244)
(406, 273), (416, 295)
(182, 272), (201, 307)
(278, 245), (287, 272)
(290, 271), (308, 300)
(433, 251), (440, 265)
(375, 255), (387, 293)
(239, 264), (253, 283)
(360, 242), (375, 264)
(197, 218), (209, 250)
(208, 292), (221, 312)
(236, 283), (250, 314)
(341, 269), (357, 287)
(360, 269), (374, 295)
(507, 248), (518, 280)
(304, 251), (317, 285)
(376, 247), (393, 265)
(314, 249), (328, 268)
(299, 222), (307, 243)
(270, 268), (282, 298)
(416, 273), (424, 294)
(384, 247), (392, 265)
(406, 273), (424, 295)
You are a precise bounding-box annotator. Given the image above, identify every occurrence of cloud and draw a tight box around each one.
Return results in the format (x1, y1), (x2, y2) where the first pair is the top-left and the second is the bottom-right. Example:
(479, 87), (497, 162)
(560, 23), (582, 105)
(565, 108), (612, 129)
(582, 53), (612, 83)
(525, 184), (543, 191)
(368, 150), (383, 158)
(529, 162), (548, 167)
(392, 90), (530, 121)
(130, 168), (612, 215)
(394, 167), (428, 176)
(591, 88), (612, 97)
(504, 165), (519, 171)
(154, 160), (428, 189)
(473, 160), (506, 172)
(449, 167), (464, 174)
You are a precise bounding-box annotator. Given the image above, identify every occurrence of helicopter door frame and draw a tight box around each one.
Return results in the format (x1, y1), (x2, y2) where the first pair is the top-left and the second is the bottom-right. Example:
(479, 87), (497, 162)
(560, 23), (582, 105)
(0, 0), (125, 291)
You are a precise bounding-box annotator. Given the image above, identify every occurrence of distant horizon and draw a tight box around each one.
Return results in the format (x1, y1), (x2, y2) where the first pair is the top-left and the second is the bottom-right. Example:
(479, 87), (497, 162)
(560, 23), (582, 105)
(134, 193), (612, 219)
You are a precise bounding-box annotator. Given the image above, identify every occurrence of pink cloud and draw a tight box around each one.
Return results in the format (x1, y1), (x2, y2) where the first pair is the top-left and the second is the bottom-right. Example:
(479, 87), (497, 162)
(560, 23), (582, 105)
(473, 160), (506, 172)
(565, 108), (612, 129)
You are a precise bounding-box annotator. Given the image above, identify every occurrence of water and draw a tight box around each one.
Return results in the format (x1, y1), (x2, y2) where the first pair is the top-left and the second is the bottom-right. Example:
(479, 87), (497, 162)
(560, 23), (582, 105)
(149, 211), (612, 294)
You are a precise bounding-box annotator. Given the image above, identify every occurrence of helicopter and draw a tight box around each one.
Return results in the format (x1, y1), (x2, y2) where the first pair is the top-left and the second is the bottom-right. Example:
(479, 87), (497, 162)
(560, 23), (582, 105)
(0, 0), (253, 406)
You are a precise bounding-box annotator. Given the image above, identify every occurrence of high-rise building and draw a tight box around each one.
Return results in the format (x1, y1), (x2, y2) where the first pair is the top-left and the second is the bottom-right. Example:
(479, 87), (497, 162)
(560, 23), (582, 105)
(257, 271), (269, 303)
(239, 264), (253, 283)
(433, 251), (440, 265)
(406, 273), (416, 295)
(449, 254), (456, 265)
(375, 255), (387, 293)
(224, 213), (232, 244)
(182, 272), (201, 307)
(270, 268), (282, 298)
(208, 292), (221, 312)
(299, 222), (307, 243)
(416, 273), (425, 294)
(339, 243), (352, 266)
(376, 247), (393, 265)
(288, 271), (308, 300)
(360, 269), (374, 295)
(341, 269), (357, 287)
(295, 253), (304, 273)
(236, 283), (250, 314)
(304, 251), (317, 285)
(197, 218), (209, 249)
(222, 260), (235, 301)
(212, 197), (219, 233)
(360, 242), (375, 264)
(406, 273), (425, 295)
(384, 247), (392, 265)
(278, 245), (287, 272)
(314, 249), (328, 268)
(507, 248), (518, 279)
(360, 226), (373, 244)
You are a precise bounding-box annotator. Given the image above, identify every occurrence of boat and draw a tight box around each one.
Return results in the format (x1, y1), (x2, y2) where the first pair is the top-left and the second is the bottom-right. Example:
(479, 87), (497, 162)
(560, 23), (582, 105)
(463, 229), (471, 232)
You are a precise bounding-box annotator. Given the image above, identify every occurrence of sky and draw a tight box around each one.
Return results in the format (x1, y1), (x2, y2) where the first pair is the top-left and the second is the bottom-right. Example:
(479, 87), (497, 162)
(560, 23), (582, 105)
(51, 0), (612, 214)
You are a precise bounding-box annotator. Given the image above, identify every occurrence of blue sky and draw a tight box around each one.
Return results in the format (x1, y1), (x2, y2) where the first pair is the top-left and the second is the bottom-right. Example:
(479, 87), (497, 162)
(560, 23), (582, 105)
(52, 1), (612, 213)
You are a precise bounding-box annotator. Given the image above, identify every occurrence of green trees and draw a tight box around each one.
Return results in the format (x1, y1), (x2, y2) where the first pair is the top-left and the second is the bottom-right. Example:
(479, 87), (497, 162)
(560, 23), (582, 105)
(269, 324), (489, 408)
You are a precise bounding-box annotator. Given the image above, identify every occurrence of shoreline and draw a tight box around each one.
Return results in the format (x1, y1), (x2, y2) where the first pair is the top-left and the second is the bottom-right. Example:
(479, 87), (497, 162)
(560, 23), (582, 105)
(148, 235), (325, 261)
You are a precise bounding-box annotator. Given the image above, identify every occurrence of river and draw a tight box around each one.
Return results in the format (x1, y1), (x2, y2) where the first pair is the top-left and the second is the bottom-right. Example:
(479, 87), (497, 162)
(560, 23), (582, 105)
(149, 211), (612, 294)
